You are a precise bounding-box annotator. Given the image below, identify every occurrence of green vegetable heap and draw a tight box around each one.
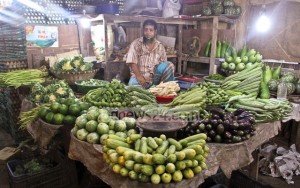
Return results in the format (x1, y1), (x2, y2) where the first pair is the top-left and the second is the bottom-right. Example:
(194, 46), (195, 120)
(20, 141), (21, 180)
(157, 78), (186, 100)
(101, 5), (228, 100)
(28, 80), (75, 103)
(82, 80), (156, 109)
(52, 56), (94, 73)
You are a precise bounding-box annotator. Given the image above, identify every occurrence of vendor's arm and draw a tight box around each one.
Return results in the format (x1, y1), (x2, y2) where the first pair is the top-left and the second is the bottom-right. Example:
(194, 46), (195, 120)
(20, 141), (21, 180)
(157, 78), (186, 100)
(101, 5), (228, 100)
(128, 63), (146, 87)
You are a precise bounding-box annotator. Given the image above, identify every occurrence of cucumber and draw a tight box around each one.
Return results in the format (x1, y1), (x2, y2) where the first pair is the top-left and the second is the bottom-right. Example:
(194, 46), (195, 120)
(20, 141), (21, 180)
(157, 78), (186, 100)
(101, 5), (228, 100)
(168, 145), (176, 155)
(156, 140), (169, 154)
(167, 138), (182, 151)
(135, 139), (141, 151)
(179, 134), (207, 147)
(140, 137), (148, 154)
(147, 137), (159, 149)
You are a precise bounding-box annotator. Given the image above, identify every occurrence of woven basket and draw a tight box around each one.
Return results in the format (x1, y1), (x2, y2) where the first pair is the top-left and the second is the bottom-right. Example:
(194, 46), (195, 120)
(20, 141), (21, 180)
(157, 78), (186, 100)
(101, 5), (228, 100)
(50, 69), (99, 85)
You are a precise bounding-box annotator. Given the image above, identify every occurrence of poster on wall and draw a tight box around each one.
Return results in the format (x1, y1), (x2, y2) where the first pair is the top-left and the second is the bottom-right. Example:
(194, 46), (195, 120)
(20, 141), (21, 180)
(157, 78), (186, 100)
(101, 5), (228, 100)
(26, 26), (58, 47)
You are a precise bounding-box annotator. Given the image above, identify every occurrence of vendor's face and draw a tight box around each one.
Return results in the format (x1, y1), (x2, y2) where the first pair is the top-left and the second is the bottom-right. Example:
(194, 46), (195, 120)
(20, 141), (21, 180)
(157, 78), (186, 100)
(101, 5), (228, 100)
(143, 25), (156, 44)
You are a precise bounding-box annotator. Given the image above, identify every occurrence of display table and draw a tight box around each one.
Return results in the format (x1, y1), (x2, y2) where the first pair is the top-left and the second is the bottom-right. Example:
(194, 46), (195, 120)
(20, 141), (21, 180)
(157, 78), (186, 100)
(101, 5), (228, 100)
(20, 97), (300, 187)
(68, 121), (281, 188)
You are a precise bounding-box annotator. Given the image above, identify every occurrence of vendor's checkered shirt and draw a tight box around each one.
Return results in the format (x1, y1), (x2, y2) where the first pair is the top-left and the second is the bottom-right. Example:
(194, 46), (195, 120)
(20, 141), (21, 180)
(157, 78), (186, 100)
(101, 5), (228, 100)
(126, 37), (167, 83)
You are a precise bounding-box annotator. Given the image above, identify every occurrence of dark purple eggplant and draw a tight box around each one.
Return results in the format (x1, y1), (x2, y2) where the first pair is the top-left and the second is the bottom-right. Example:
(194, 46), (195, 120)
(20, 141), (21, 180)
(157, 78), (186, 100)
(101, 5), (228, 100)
(224, 131), (232, 139)
(237, 130), (244, 136)
(214, 135), (222, 143)
(216, 124), (225, 134)
(232, 129), (238, 135)
(198, 123), (206, 131)
(232, 136), (242, 143)
(237, 111), (253, 119)
(211, 119), (218, 126)
(228, 112), (235, 118)
(248, 117), (256, 124)
(238, 122), (251, 130)
(243, 129), (251, 134)
(230, 122), (239, 130)
(241, 136), (247, 141)
(208, 130), (216, 137)
(190, 122), (198, 129)
(207, 136), (212, 142)
(223, 119), (230, 126)
(234, 109), (246, 116)
(212, 114), (220, 120)
(206, 124), (212, 131)
(203, 119), (209, 124)
(210, 108), (225, 118)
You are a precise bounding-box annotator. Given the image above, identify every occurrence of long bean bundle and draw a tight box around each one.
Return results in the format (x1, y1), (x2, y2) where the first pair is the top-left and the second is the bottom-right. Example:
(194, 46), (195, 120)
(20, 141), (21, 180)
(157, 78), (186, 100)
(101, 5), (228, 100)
(19, 104), (50, 130)
(0, 69), (47, 88)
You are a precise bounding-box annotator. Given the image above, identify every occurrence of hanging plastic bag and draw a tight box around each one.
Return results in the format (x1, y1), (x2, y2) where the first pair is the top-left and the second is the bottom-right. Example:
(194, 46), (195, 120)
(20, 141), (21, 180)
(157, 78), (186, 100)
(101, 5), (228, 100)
(162, 0), (181, 18)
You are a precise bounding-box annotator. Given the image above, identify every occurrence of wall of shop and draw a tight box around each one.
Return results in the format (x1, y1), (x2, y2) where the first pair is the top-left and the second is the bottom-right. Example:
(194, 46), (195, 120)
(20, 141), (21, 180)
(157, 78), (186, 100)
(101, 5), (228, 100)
(246, 1), (300, 63)
(26, 25), (80, 68)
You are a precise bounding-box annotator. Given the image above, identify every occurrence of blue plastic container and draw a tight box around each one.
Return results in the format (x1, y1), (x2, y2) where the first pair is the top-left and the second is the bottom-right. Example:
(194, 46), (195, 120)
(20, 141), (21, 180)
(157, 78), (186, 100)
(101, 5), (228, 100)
(95, 4), (119, 14)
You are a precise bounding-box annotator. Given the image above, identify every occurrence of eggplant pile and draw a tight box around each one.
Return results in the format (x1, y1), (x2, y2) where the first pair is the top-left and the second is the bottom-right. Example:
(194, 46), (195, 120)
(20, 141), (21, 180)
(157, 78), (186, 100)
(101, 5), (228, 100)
(180, 108), (256, 143)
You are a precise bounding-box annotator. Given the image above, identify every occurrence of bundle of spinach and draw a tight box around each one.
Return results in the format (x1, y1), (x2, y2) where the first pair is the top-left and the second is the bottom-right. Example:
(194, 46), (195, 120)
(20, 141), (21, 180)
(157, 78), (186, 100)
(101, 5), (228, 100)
(14, 158), (55, 176)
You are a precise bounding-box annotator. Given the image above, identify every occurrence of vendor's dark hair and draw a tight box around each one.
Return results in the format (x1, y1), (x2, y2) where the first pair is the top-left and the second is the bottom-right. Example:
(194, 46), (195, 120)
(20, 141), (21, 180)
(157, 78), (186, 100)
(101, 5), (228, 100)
(143, 19), (157, 30)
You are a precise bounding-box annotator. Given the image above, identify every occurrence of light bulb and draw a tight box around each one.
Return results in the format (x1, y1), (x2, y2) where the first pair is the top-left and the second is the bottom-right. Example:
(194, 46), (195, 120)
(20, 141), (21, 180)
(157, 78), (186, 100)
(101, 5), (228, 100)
(256, 14), (271, 32)
(80, 18), (90, 28)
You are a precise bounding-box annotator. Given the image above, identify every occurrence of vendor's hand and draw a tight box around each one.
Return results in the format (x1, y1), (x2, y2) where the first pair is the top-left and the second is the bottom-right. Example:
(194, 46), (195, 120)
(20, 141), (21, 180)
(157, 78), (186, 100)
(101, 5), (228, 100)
(137, 76), (146, 88)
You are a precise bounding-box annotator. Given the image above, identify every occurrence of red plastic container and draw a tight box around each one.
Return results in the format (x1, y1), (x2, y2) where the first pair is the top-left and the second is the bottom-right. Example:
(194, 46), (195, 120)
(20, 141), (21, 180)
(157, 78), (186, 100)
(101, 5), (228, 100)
(156, 95), (175, 104)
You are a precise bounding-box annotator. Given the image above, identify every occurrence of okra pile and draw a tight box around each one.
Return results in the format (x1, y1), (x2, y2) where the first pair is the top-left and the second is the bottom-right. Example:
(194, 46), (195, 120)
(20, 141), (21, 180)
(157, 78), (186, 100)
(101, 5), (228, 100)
(189, 82), (230, 106)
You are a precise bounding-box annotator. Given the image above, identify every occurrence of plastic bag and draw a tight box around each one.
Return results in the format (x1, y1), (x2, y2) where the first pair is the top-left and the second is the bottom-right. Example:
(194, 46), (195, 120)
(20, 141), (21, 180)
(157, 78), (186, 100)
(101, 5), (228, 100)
(162, 0), (181, 18)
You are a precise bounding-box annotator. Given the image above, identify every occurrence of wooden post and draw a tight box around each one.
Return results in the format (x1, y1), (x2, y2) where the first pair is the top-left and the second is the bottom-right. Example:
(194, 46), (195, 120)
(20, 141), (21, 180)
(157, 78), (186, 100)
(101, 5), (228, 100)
(103, 19), (110, 80)
(209, 16), (219, 75)
(177, 25), (183, 74)
(248, 149), (260, 181)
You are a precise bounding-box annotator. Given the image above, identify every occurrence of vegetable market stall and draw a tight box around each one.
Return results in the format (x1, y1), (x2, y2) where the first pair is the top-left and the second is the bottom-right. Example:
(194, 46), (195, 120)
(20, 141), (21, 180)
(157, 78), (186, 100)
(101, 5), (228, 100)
(68, 120), (282, 188)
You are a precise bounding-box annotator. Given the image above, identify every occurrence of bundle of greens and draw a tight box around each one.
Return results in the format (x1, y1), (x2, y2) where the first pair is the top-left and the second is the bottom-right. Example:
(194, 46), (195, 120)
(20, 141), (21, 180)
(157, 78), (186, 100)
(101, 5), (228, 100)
(0, 69), (47, 88)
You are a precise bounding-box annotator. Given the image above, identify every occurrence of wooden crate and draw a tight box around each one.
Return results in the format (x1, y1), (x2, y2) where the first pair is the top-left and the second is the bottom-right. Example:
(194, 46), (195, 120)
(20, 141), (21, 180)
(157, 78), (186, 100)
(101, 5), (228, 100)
(0, 60), (28, 73)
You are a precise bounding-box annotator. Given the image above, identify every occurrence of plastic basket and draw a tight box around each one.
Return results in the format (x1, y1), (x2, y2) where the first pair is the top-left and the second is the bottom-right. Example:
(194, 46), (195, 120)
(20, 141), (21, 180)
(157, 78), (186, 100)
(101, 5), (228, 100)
(74, 80), (108, 94)
(50, 69), (99, 85)
(155, 95), (175, 104)
(7, 159), (69, 188)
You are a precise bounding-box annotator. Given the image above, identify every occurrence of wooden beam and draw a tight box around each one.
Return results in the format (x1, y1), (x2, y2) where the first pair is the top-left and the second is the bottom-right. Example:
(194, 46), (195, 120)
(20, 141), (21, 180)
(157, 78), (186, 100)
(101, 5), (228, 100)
(90, 14), (196, 26)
